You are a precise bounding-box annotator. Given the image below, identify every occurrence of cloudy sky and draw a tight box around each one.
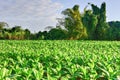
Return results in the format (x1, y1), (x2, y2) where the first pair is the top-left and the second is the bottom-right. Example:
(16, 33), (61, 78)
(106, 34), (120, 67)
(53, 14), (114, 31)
(0, 0), (120, 32)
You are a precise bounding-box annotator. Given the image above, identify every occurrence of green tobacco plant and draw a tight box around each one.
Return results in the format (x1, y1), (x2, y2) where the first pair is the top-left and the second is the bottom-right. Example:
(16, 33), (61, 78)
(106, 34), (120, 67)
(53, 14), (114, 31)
(0, 40), (120, 79)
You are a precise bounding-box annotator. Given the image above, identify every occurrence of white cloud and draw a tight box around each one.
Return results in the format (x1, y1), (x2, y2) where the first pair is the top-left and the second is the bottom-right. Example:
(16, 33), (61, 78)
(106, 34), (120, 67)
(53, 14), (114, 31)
(0, 0), (63, 32)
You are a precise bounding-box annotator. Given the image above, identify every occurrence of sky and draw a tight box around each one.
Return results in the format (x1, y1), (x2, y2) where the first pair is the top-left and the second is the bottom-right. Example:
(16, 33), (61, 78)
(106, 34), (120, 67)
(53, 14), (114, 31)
(0, 0), (120, 32)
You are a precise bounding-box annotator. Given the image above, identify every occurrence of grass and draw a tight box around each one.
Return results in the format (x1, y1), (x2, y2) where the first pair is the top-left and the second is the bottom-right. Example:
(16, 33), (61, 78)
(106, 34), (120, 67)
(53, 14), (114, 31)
(0, 40), (120, 80)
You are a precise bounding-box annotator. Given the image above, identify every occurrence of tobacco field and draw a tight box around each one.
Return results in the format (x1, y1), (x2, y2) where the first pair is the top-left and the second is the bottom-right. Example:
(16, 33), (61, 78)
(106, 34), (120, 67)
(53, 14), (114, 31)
(0, 40), (120, 80)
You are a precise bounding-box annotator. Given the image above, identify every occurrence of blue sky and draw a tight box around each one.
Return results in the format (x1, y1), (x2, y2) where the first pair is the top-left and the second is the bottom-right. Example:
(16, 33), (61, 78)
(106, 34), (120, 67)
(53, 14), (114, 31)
(0, 0), (120, 32)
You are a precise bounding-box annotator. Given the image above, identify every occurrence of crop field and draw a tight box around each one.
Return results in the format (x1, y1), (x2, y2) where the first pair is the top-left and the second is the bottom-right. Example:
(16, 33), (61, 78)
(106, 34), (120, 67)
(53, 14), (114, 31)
(0, 40), (120, 80)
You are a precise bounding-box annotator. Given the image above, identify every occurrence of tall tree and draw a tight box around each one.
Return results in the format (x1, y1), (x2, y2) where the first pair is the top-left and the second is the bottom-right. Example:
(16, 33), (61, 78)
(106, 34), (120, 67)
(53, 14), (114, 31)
(24, 29), (31, 39)
(0, 22), (9, 39)
(82, 9), (98, 39)
(0, 22), (9, 30)
(48, 28), (67, 40)
(11, 26), (25, 40)
(62, 5), (87, 39)
(91, 2), (109, 40)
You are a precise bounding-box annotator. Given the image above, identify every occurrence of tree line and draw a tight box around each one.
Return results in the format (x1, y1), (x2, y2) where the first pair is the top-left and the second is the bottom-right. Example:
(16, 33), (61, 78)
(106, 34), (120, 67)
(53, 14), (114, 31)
(0, 2), (120, 40)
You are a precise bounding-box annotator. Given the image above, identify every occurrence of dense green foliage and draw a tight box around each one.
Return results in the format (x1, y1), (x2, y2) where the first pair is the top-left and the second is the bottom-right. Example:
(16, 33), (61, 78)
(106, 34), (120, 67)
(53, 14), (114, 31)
(89, 3), (109, 40)
(0, 40), (120, 79)
(82, 9), (98, 40)
(0, 25), (29, 40)
(107, 21), (120, 40)
(93, 3), (109, 40)
(0, 2), (120, 40)
(62, 5), (87, 39)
